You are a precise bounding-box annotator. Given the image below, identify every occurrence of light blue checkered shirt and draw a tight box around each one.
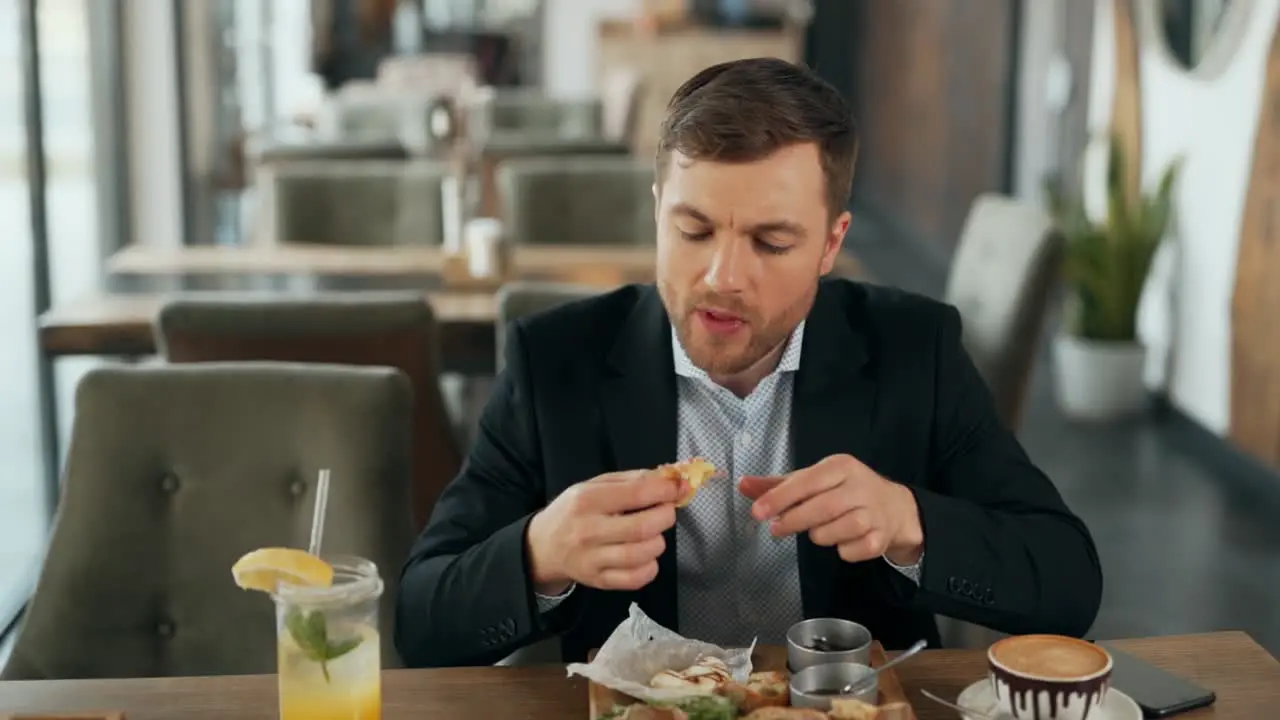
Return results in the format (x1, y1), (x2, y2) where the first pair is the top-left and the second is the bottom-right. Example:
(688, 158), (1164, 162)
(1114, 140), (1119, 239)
(537, 321), (921, 645)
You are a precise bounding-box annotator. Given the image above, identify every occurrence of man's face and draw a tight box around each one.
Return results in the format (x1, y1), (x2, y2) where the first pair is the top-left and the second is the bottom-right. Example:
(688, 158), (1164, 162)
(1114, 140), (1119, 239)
(655, 143), (851, 378)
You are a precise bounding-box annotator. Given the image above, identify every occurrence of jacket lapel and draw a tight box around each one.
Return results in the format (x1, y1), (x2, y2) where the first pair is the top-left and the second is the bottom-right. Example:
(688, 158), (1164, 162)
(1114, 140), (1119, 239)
(600, 286), (680, 630)
(792, 280), (877, 619)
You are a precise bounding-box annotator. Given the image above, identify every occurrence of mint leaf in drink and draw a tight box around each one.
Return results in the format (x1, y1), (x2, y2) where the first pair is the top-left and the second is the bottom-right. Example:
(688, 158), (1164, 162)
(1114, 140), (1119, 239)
(284, 608), (364, 683)
(286, 608), (327, 662)
(326, 637), (362, 660)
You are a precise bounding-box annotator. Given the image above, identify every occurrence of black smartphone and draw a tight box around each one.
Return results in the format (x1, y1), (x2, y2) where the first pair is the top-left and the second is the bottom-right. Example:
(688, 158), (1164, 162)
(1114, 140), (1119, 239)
(1100, 643), (1216, 717)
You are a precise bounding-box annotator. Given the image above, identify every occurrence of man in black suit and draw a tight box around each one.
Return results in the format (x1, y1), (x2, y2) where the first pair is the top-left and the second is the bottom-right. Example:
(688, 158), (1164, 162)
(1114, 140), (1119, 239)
(395, 58), (1102, 667)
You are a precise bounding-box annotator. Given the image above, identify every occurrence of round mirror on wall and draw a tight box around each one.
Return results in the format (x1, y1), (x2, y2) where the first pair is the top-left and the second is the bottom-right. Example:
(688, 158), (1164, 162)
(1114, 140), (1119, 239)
(1160, 0), (1233, 69)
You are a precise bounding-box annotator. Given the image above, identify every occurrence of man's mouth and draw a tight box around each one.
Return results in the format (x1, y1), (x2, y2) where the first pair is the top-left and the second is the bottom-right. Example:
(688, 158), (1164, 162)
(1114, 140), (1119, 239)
(694, 307), (747, 335)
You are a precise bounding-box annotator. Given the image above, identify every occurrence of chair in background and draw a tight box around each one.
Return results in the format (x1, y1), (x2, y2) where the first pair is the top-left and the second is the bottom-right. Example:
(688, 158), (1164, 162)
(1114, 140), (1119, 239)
(155, 294), (463, 531)
(496, 156), (654, 246)
(2, 364), (413, 679)
(375, 54), (477, 95)
(471, 88), (604, 142)
(599, 67), (645, 147)
(257, 159), (447, 246)
(944, 192), (1063, 432)
(936, 193), (1062, 650)
(434, 282), (604, 462)
(496, 282), (603, 372)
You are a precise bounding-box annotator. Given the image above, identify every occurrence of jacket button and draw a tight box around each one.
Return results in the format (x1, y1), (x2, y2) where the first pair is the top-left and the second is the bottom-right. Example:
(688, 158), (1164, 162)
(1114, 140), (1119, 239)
(501, 618), (516, 633)
(983, 589), (995, 605)
(947, 576), (960, 593)
(289, 480), (307, 498)
(157, 619), (176, 638)
(160, 474), (180, 493)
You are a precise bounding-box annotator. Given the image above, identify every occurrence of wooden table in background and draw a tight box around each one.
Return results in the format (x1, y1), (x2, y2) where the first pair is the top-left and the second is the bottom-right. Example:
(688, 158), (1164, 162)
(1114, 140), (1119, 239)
(44, 244), (861, 375)
(39, 291), (504, 375)
(104, 243), (687, 283)
(0, 633), (1274, 719)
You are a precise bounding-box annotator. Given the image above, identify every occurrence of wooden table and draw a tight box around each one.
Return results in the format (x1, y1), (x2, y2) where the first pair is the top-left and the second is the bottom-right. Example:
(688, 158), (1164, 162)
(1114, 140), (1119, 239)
(105, 243), (680, 281)
(39, 291), (505, 375)
(45, 244), (862, 375)
(0, 632), (1274, 719)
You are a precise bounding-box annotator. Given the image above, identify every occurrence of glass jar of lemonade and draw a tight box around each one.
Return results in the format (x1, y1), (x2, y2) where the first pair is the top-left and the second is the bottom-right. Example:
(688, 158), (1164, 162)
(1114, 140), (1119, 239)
(273, 556), (383, 720)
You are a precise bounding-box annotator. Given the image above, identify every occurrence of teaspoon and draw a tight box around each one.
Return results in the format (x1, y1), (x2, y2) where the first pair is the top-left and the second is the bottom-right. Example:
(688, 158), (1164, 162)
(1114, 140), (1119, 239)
(919, 688), (1010, 720)
(839, 638), (928, 694)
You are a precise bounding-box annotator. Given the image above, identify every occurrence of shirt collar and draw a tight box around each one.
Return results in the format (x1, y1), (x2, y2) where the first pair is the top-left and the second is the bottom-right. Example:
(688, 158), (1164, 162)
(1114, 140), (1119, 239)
(671, 320), (806, 380)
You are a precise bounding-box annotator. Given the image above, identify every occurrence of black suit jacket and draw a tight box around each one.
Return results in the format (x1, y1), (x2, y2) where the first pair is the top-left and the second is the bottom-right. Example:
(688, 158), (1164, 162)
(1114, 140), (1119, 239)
(395, 280), (1103, 667)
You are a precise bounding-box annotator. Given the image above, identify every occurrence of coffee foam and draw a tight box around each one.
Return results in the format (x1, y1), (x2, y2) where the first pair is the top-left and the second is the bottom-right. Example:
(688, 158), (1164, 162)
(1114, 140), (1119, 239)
(990, 635), (1110, 679)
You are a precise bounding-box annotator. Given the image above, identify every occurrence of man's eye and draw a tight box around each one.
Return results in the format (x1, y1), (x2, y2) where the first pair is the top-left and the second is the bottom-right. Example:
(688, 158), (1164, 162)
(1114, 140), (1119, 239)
(680, 230), (712, 241)
(755, 238), (790, 255)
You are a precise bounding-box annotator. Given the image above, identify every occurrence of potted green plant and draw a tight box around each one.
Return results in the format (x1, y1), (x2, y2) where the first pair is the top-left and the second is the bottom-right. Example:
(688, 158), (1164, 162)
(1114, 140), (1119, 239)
(1045, 135), (1180, 420)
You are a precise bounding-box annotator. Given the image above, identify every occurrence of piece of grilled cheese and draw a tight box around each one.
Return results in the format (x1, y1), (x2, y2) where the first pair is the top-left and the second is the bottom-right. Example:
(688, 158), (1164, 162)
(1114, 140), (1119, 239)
(828, 699), (916, 720)
(717, 671), (790, 712)
(659, 458), (718, 508)
(740, 708), (829, 720)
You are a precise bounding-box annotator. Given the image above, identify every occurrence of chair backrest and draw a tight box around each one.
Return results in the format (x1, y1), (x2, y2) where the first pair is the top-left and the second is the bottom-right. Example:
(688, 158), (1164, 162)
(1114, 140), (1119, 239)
(497, 156), (654, 246)
(496, 282), (601, 372)
(600, 67), (645, 145)
(944, 193), (1063, 431)
(474, 89), (603, 140)
(2, 363), (413, 680)
(260, 158), (446, 246)
(154, 293), (462, 531)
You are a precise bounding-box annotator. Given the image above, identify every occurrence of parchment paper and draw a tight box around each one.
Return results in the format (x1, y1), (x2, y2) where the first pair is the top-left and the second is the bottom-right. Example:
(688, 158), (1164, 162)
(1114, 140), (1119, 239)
(565, 603), (757, 703)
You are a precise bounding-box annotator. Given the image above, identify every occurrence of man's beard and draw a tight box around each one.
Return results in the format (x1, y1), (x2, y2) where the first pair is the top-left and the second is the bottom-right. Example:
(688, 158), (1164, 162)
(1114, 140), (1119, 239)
(662, 284), (818, 377)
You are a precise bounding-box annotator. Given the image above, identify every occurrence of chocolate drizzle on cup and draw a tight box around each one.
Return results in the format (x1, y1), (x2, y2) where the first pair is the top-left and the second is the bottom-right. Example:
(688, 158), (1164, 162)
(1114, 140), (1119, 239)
(990, 664), (1109, 720)
(986, 634), (1113, 720)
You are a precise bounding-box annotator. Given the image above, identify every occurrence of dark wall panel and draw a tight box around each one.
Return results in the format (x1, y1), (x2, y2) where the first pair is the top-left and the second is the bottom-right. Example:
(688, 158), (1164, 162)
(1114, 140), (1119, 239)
(848, 0), (1018, 258)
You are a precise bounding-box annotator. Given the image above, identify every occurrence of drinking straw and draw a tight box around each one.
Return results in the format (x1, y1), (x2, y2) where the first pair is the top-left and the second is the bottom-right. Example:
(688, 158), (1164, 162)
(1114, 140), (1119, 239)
(308, 468), (331, 557)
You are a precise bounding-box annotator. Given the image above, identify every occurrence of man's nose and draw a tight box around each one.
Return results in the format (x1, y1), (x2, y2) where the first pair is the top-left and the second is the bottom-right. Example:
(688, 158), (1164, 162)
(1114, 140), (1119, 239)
(704, 238), (749, 293)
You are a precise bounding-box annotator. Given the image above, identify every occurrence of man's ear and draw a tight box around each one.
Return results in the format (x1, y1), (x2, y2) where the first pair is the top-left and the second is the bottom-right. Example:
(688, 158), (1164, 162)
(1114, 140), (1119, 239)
(820, 210), (853, 275)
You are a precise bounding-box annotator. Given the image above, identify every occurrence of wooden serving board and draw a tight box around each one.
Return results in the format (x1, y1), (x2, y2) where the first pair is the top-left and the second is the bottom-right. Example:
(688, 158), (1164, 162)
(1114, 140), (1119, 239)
(588, 642), (909, 718)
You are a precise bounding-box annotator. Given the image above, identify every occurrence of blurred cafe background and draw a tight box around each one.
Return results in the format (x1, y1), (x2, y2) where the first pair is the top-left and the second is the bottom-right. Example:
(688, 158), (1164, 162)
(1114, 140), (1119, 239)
(3, 0), (1280, 669)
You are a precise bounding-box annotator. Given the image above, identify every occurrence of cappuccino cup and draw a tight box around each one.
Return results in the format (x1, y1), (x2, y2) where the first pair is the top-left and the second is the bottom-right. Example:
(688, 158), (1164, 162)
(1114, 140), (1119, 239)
(987, 634), (1112, 720)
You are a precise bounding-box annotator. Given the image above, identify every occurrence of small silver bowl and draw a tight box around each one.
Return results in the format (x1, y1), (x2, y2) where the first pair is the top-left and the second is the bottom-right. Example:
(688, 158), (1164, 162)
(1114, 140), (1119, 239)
(786, 617), (873, 672)
(789, 662), (879, 710)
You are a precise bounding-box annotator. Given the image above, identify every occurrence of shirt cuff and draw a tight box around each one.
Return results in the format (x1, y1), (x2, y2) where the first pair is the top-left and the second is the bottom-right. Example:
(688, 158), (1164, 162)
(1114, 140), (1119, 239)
(534, 582), (577, 613)
(883, 552), (924, 585)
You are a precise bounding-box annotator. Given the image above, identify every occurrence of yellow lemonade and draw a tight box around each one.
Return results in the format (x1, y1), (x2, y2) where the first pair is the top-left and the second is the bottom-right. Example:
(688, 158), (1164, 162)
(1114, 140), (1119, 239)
(232, 549), (385, 720)
(278, 623), (381, 720)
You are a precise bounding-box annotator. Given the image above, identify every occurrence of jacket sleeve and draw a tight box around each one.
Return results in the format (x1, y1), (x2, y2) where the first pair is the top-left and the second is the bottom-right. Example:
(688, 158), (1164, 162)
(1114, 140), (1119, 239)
(394, 321), (582, 667)
(889, 306), (1104, 637)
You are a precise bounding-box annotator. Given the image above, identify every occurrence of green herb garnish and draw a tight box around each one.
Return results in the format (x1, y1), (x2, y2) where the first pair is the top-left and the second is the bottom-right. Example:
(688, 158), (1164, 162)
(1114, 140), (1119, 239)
(599, 694), (737, 720)
(657, 694), (738, 720)
(285, 608), (363, 682)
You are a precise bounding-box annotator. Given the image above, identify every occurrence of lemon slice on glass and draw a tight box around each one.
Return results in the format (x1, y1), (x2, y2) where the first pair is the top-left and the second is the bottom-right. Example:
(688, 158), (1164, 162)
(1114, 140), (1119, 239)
(232, 547), (334, 593)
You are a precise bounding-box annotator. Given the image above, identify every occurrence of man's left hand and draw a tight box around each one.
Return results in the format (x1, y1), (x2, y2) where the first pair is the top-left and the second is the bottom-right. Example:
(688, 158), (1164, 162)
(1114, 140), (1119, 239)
(739, 454), (925, 566)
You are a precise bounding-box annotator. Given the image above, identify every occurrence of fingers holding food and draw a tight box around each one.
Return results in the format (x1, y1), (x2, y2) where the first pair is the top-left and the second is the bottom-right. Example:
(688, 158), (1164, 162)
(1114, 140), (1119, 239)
(658, 458), (719, 507)
(526, 468), (683, 594)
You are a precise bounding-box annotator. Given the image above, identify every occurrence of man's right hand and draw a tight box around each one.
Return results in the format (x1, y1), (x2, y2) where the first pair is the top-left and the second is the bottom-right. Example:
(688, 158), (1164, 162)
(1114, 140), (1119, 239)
(525, 469), (684, 595)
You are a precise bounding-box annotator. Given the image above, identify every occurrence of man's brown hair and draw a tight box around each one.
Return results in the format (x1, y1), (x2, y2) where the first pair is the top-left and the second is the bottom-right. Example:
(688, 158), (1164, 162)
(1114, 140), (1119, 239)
(656, 57), (859, 217)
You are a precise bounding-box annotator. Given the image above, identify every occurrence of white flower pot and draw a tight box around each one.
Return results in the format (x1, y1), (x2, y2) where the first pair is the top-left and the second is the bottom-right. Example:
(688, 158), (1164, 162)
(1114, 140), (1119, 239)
(1052, 334), (1149, 420)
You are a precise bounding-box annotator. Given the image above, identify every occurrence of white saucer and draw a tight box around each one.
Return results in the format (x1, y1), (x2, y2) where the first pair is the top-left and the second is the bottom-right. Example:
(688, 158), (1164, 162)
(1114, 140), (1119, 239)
(955, 678), (1141, 720)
